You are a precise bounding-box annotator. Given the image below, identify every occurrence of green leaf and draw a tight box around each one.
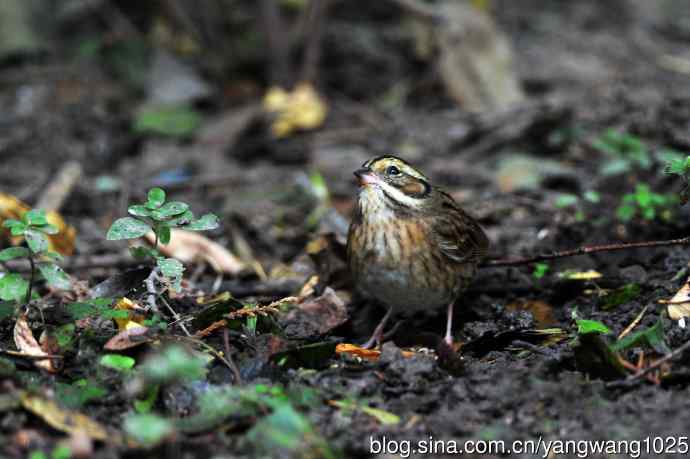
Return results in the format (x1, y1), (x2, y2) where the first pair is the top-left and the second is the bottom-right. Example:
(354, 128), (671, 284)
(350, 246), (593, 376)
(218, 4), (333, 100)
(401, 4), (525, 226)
(0, 247), (30, 261)
(55, 323), (76, 349)
(130, 246), (157, 259)
(43, 251), (63, 262)
(107, 217), (151, 240)
(134, 104), (202, 138)
(600, 284), (641, 310)
(139, 346), (208, 384)
(330, 400), (400, 425)
(532, 263), (549, 279)
(611, 317), (670, 354)
(24, 209), (48, 226)
(165, 210), (194, 227)
(100, 354), (136, 371)
(0, 274), (28, 302)
(616, 204), (636, 221)
(64, 298), (113, 320)
(146, 188), (166, 209)
(0, 301), (15, 320)
(124, 413), (173, 447)
(36, 223), (59, 235)
(128, 205), (152, 217)
(157, 225), (171, 245)
(3, 219), (26, 235)
(157, 257), (184, 281)
(51, 445), (72, 459)
(38, 263), (71, 290)
(56, 379), (106, 409)
(583, 190), (601, 203)
(134, 385), (159, 414)
(25, 229), (49, 253)
(151, 202), (189, 219)
(185, 214), (219, 231)
(554, 194), (578, 208)
(576, 319), (611, 335)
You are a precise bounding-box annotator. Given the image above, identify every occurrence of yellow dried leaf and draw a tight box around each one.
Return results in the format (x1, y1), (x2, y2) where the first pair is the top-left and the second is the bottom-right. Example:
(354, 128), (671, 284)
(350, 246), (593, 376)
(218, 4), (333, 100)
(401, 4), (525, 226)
(335, 343), (415, 361)
(113, 298), (146, 331)
(0, 193), (76, 255)
(14, 315), (59, 373)
(20, 392), (110, 441)
(262, 83), (327, 138)
(562, 270), (602, 280)
(145, 229), (244, 275)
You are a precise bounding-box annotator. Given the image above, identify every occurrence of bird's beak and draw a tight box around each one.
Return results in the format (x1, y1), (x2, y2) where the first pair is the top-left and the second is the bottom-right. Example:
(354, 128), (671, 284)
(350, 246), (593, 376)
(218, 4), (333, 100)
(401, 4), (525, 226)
(354, 168), (378, 187)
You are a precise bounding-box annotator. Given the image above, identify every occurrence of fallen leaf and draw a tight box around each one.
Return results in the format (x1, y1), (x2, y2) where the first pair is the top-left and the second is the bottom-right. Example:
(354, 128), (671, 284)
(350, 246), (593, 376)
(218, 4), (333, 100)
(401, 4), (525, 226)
(145, 229), (244, 275)
(262, 83), (327, 138)
(335, 343), (416, 361)
(112, 298), (146, 331)
(559, 270), (603, 280)
(328, 400), (400, 425)
(19, 392), (110, 441)
(279, 287), (347, 340)
(104, 325), (153, 351)
(13, 315), (59, 373)
(505, 300), (556, 327)
(664, 275), (690, 327)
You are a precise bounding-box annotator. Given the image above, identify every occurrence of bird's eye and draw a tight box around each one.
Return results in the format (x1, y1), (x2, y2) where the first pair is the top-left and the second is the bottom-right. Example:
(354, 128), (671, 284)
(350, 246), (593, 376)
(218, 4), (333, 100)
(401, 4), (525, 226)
(386, 165), (401, 176)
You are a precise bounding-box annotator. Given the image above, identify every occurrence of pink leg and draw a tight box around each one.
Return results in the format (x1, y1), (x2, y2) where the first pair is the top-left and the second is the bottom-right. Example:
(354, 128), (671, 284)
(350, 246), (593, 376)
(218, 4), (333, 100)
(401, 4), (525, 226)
(362, 307), (393, 349)
(444, 302), (454, 346)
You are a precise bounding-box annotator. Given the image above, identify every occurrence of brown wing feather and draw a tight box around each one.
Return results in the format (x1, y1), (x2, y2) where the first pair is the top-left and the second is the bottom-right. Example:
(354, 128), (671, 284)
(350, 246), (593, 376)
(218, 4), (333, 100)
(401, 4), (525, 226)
(430, 190), (489, 265)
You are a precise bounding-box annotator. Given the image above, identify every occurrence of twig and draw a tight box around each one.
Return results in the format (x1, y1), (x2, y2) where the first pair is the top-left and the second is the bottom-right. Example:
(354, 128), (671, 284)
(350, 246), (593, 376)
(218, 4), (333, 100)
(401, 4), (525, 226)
(144, 267), (160, 311)
(618, 306), (648, 340)
(160, 296), (192, 337)
(607, 340), (690, 388)
(0, 349), (63, 360)
(223, 328), (243, 385)
(482, 236), (690, 268)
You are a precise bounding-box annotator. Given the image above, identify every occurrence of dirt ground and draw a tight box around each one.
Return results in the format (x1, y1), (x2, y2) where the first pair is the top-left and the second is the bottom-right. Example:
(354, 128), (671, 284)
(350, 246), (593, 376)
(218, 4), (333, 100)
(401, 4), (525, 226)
(2, 1), (690, 458)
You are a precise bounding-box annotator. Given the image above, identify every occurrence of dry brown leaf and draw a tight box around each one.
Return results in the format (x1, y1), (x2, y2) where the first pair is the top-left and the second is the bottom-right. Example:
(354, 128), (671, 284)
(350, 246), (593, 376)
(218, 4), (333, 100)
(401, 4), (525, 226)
(664, 275), (690, 326)
(505, 300), (557, 328)
(104, 325), (152, 351)
(335, 343), (415, 361)
(19, 392), (110, 441)
(14, 315), (59, 373)
(145, 229), (244, 275)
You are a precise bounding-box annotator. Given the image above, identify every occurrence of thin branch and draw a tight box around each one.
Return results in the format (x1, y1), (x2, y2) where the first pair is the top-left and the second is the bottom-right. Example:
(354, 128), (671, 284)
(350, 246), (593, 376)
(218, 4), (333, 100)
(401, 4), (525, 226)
(223, 328), (243, 385)
(482, 236), (690, 268)
(607, 339), (690, 388)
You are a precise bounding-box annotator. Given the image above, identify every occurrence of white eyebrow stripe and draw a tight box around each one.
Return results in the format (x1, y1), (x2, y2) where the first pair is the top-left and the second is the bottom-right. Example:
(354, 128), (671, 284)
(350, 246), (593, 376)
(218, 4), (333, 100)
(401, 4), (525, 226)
(378, 180), (423, 207)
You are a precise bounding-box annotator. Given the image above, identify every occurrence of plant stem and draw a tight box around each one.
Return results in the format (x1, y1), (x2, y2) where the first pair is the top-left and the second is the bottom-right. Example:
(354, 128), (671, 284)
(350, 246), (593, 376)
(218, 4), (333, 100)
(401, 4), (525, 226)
(482, 236), (690, 268)
(25, 255), (34, 306)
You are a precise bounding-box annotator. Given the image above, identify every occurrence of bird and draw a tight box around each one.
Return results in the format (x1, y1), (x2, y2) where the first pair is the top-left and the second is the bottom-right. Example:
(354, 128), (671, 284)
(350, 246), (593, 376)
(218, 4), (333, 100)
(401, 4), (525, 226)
(346, 155), (489, 348)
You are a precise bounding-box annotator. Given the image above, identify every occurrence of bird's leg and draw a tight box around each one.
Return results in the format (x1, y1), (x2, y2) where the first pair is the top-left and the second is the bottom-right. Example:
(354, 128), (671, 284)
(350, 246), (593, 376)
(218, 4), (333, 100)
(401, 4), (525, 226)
(362, 306), (393, 349)
(444, 302), (454, 346)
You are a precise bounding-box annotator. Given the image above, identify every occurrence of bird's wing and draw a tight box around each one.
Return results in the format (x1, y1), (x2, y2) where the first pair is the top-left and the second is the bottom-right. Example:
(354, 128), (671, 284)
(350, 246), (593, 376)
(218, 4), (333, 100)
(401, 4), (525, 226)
(431, 191), (489, 265)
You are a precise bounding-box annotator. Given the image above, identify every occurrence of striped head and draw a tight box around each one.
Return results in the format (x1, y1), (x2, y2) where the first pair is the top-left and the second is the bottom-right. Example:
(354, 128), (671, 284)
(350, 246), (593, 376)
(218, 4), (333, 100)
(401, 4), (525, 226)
(353, 156), (432, 219)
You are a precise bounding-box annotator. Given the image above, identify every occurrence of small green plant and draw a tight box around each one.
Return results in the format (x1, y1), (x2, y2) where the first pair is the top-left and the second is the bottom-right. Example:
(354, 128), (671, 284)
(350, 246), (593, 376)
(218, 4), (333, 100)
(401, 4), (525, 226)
(616, 184), (677, 222)
(0, 209), (70, 306)
(532, 262), (549, 279)
(106, 187), (219, 290)
(554, 190), (600, 222)
(592, 129), (651, 175)
(664, 154), (690, 204)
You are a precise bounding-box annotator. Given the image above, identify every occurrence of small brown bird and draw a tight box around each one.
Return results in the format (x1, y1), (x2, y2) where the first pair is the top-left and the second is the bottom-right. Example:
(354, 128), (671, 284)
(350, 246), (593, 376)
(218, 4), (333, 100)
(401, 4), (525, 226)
(347, 156), (489, 348)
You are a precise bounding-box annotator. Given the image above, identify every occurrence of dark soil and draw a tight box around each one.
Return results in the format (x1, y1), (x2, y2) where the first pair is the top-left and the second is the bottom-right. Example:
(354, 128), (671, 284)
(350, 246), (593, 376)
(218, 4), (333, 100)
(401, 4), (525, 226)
(2, 1), (690, 458)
